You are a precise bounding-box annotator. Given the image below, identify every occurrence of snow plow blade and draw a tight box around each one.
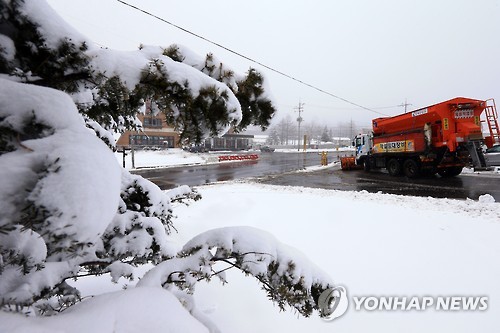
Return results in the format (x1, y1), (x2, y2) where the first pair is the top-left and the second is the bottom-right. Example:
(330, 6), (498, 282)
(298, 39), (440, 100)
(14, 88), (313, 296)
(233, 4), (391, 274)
(340, 156), (362, 171)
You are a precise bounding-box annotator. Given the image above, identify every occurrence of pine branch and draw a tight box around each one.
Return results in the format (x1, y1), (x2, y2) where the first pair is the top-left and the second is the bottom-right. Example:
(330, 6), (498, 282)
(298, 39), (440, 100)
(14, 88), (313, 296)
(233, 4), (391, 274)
(27, 72), (94, 88)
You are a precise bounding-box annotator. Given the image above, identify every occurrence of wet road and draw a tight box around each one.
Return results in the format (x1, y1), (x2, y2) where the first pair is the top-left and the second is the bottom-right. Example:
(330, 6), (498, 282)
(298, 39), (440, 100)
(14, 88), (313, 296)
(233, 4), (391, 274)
(133, 152), (500, 201)
(133, 151), (340, 190)
(259, 167), (500, 201)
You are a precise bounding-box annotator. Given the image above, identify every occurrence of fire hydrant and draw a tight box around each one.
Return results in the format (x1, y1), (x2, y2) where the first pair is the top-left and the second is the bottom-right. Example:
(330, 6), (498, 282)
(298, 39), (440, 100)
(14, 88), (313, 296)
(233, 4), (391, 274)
(320, 151), (328, 166)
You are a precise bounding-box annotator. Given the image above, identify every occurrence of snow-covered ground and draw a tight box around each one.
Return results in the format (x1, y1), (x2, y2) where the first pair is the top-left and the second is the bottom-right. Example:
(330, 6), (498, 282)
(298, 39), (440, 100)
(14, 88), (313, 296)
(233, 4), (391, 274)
(108, 149), (500, 332)
(174, 182), (500, 333)
(62, 180), (499, 333)
(5, 149), (499, 332)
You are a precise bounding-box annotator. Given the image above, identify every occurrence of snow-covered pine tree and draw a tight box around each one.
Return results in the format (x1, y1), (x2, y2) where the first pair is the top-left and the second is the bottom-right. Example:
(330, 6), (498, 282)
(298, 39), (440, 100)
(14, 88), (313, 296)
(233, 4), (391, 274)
(0, 1), (334, 331)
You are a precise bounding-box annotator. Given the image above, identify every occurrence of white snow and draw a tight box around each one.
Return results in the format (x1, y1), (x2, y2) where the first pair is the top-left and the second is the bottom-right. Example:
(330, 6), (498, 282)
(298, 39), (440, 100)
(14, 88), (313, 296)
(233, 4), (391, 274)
(1, 287), (209, 333)
(169, 181), (500, 333)
(0, 78), (122, 303)
(3, 146), (500, 331)
(182, 226), (333, 288)
(16, 178), (496, 333)
(3, 1), (500, 332)
(116, 148), (208, 169)
(0, 35), (15, 61)
(19, 0), (89, 49)
(0, 79), (121, 246)
(85, 45), (242, 126)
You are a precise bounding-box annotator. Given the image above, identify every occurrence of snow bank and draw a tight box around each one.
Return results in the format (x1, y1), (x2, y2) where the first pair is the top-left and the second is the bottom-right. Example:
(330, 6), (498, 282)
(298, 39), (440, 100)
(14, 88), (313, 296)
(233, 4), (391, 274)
(0, 287), (208, 333)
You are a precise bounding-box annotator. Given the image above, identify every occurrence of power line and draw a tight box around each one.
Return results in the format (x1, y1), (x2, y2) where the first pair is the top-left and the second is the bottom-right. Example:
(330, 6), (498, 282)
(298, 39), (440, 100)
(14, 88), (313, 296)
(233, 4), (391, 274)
(115, 0), (388, 116)
(304, 103), (404, 111)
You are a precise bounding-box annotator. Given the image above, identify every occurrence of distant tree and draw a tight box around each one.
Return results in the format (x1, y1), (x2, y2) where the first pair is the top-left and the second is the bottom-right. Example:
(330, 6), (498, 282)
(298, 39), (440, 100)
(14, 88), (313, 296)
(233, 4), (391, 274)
(321, 126), (331, 142)
(278, 115), (296, 145)
(303, 121), (321, 145)
(266, 127), (280, 145)
(267, 115), (296, 146)
(0, 1), (332, 331)
(328, 127), (334, 141)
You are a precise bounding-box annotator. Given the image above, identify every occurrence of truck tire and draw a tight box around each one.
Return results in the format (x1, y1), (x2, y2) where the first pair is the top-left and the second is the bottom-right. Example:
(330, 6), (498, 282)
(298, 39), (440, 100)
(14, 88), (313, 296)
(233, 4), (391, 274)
(387, 158), (402, 176)
(438, 166), (463, 178)
(403, 159), (420, 178)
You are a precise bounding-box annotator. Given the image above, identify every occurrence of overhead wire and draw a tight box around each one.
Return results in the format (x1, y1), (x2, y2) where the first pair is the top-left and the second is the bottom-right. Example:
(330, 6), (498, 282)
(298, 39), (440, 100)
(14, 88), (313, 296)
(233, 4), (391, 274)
(116, 0), (389, 116)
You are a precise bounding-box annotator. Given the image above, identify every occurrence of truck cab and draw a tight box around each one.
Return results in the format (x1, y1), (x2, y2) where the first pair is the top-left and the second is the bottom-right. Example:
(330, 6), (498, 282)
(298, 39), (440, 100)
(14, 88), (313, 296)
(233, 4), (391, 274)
(353, 133), (372, 167)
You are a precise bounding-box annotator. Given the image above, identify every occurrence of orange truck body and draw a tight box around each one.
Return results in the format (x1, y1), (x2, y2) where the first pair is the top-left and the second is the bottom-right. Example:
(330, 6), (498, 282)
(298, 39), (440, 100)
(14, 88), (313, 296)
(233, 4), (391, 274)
(345, 97), (499, 177)
(372, 97), (485, 155)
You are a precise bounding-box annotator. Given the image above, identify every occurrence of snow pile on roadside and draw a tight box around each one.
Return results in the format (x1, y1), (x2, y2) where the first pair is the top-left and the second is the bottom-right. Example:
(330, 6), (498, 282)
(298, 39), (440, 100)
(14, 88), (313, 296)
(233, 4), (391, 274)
(116, 148), (265, 169)
(116, 148), (209, 169)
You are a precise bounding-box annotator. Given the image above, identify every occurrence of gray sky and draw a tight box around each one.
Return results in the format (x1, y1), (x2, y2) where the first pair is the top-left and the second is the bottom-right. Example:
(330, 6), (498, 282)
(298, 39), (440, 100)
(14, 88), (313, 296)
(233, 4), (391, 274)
(47, 0), (500, 129)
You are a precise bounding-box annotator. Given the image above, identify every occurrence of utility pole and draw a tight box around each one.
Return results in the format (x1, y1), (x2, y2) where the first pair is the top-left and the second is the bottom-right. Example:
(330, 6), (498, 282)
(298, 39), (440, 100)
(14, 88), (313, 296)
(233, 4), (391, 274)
(400, 98), (412, 113)
(294, 101), (304, 151)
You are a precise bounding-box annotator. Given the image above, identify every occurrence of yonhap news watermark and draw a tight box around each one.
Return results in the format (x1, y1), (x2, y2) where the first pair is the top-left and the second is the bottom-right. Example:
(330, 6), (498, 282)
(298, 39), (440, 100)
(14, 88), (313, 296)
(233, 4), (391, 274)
(318, 287), (488, 321)
(352, 295), (488, 311)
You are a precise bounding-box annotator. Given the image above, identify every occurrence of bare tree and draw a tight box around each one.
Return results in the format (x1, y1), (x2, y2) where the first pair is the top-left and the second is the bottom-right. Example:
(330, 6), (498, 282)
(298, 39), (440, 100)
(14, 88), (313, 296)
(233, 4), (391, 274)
(303, 121), (321, 146)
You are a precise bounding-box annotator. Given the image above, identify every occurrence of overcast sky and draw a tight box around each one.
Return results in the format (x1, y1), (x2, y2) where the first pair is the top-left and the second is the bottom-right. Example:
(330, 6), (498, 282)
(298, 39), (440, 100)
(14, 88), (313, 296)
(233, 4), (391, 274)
(47, 0), (500, 129)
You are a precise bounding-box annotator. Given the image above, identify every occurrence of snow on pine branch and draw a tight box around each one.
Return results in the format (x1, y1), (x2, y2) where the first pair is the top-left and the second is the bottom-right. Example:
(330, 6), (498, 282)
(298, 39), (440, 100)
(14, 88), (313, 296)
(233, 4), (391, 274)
(0, 77), (203, 306)
(88, 45), (242, 122)
(139, 226), (334, 318)
(101, 171), (194, 263)
(0, 78), (121, 304)
(4, 0), (248, 142)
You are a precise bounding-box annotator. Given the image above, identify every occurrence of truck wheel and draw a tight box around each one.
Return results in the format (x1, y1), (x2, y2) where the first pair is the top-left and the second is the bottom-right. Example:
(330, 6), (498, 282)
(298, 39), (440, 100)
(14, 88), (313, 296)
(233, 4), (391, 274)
(403, 159), (420, 178)
(387, 158), (402, 176)
(438, 166), (463, 177)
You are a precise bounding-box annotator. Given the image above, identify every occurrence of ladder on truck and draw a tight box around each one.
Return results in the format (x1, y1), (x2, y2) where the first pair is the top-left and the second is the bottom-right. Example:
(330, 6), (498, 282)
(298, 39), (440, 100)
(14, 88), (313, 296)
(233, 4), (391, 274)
(467, 99), (499, 169)
(485, 99), (500, 146)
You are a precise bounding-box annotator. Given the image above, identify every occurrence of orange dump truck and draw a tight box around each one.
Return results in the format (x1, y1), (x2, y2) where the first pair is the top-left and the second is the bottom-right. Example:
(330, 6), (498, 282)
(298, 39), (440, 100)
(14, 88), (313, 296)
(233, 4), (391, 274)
(347, 97), (499, 178)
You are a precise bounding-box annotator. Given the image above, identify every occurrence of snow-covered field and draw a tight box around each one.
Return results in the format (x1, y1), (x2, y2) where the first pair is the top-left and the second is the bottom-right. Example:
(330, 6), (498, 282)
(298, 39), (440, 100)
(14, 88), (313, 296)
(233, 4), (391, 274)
(174, 182), (500, 333)
(107, 150), (500, 332)
(4, 148), (500, 332)
(72, 180), (499, 333)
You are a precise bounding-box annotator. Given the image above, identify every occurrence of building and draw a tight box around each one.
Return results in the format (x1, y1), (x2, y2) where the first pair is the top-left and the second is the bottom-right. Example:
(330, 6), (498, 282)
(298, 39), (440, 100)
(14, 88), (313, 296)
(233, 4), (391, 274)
(203, 133), (254, 151)
(116, 101), (180, 149)
(116, 101), (257, 151)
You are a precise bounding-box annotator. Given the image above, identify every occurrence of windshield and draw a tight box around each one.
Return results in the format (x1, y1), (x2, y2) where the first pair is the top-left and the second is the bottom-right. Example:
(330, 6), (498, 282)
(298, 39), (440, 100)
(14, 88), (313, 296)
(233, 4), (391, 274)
(355, 137), (362, 146)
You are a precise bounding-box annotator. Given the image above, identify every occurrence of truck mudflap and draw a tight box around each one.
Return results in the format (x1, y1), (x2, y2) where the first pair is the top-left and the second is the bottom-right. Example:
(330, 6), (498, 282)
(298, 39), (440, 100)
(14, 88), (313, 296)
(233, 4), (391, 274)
(466, 140), (487, 169)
